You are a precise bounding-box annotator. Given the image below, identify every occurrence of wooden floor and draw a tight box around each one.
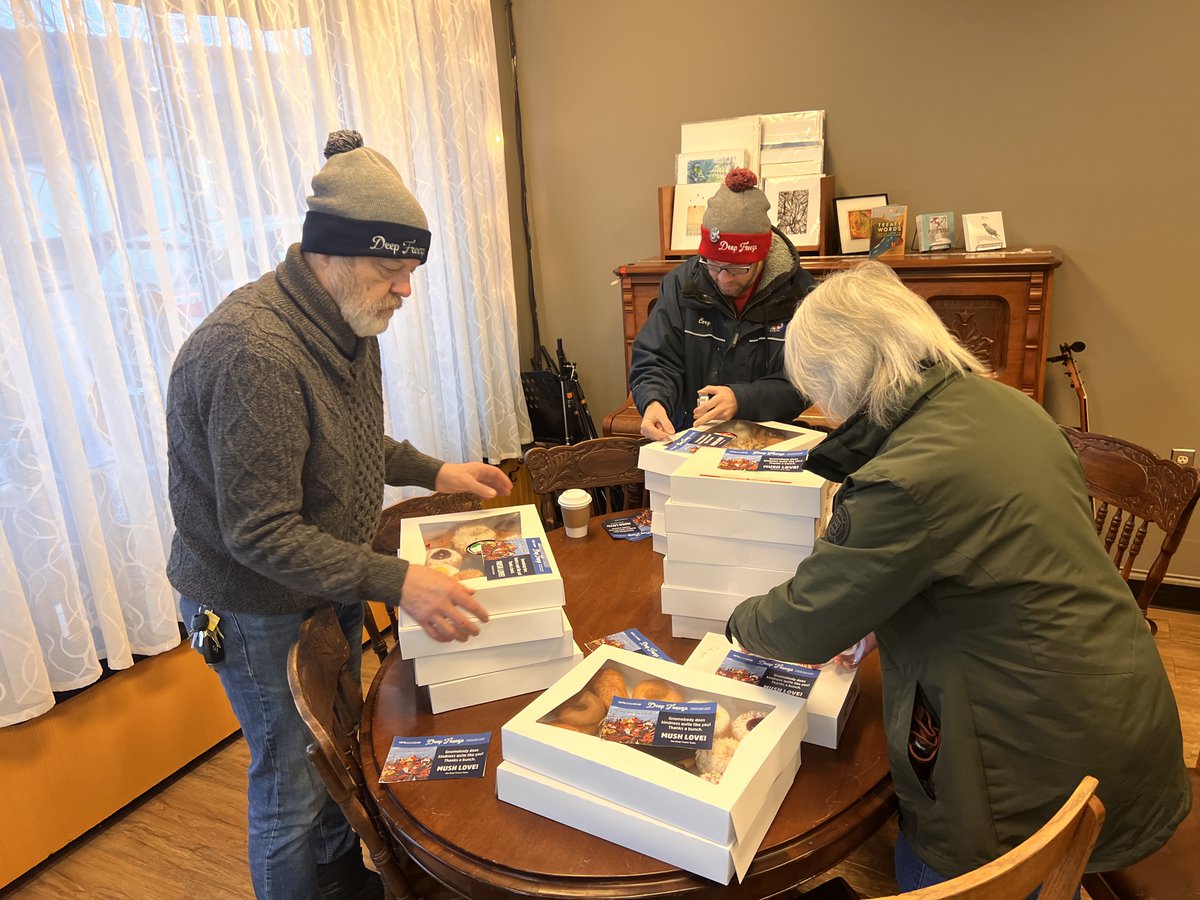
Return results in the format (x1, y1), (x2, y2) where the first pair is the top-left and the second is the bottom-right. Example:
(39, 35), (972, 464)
(4, 607), (1198, 899)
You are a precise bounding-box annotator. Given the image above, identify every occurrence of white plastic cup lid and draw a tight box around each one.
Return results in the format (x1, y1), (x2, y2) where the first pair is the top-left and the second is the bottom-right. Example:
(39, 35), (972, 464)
(559, 488), (592, 509)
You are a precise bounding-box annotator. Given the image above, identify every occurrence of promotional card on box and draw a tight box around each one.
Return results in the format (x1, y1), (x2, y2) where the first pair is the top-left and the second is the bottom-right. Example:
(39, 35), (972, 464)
(380, 733), (490, 782)
(500, 645), (807, 845)
(398, 504), (564, 619)
(584, 627), (674, 661)
(685, 633), (860, 749)
(602, 510), (653, 542)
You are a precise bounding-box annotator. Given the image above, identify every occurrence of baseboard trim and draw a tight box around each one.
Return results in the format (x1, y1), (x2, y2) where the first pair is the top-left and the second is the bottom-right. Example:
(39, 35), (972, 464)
(1130, 579), (1200, 614)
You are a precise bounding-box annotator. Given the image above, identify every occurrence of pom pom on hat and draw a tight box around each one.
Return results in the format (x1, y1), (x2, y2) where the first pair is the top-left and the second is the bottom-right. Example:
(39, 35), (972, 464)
(323, 129), (364, 158)
(723, 167), (758, 192)
(301, 129), (431, 262)
(700, 167), (772, 265)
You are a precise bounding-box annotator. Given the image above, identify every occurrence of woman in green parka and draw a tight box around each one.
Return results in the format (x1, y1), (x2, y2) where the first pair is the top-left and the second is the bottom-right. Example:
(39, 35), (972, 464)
(728, 261), (1190, 892)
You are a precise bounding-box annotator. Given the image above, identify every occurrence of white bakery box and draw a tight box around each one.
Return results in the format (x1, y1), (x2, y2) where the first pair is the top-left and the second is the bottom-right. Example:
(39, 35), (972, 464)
(412, 611), (575, 685)
(640, 421), (825, 540)
(663, 559), (794, 597)
(667, 530), (813, 570)
(425, 641), (584, 714)
(396, 604), (564, 661)
(397, 504), (565, 624)
(499, 645), (807, 883)
(663, 498), (817, 548)
(671, 614), (727, 640)
(685, 632), (860, 750)
(669, 447), (827, 517)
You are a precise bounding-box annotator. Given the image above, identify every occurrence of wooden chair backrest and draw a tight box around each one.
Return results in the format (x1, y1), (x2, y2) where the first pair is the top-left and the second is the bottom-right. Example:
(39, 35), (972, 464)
(524, 436), (649, 528)
(877, 776), (1105, 900)
(1061, 427), (1200, 621)
(287, 605), (414, 900)
(372, 491), (484, 555)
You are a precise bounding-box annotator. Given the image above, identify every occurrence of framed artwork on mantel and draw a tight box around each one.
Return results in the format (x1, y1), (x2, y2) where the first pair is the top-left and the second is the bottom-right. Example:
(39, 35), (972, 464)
(834, 193), (888, 254)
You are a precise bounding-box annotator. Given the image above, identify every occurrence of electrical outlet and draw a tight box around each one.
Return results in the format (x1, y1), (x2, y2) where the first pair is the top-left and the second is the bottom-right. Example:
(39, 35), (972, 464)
(1171, 448), (1196, 467)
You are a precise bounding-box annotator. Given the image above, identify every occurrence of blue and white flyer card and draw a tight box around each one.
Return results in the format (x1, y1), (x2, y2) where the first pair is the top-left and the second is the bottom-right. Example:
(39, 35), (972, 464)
(476, 537), (553, 580)
(379, 733), (490, 783)
(716, 649), (820, 699)
(599, 698), (716, 749)
(715, 448), (810, 474)
(602, 510), (652, 542)
(665, 428), (736, 452)
(585, 627), (675, 662)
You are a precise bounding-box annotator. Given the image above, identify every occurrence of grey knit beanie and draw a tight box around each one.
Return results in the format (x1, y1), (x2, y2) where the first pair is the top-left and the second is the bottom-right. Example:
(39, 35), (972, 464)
(699, 168), (772, 263)
(300, 130), (431, 262)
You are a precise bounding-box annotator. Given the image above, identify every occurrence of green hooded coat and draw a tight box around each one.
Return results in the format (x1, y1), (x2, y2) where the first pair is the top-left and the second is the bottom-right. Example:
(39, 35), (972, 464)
(729, 363), (1190, 877)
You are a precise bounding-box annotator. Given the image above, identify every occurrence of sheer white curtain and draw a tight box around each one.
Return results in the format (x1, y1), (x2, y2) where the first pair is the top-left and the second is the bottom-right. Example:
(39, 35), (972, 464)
(0, 0), (529, 726)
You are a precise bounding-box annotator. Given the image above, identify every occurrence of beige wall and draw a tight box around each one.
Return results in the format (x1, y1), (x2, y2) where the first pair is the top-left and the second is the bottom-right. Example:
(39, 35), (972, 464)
(495, 1), (1200, 578)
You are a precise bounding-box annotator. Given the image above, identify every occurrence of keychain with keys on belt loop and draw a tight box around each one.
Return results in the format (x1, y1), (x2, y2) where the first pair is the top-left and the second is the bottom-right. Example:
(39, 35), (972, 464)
(189, 605), (225, 665)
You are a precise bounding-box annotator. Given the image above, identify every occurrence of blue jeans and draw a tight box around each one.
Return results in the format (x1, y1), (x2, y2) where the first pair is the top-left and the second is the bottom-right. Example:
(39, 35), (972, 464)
(182, 598), (364, 900)
(895, 831), (1081, 899)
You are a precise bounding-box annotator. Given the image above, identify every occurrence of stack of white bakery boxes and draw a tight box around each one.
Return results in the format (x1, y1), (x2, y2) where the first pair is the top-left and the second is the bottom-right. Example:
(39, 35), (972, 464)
(498, 644), (808, 883)
(638, 420), (827, 639)
(395, 504), (581, 713)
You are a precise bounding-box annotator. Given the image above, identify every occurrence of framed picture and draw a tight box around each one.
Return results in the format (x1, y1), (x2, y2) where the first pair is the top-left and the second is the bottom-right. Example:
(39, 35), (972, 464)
(764, 175), (822, 251)
(834, 193), (888, 254)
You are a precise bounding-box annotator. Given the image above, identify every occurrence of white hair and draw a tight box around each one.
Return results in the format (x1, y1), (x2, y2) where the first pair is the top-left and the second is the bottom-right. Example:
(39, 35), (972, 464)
(785, 260), (988, 428)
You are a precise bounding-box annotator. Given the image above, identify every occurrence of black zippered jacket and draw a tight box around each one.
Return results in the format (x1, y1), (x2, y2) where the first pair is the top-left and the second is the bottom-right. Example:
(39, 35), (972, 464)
(628, 229), (815, 431)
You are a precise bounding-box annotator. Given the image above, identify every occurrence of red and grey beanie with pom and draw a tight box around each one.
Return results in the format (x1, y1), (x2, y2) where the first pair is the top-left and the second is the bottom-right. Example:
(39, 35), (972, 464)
(699, 167), (772, 264)
(301, 129), (431, 262)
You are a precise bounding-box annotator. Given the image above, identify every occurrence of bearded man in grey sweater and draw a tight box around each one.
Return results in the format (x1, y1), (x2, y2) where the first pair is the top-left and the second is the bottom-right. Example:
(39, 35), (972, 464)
(166, 130), (510, 899)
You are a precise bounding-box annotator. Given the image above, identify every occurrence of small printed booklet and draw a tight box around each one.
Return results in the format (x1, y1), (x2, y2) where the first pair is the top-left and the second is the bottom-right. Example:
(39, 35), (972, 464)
(585, 628), (674, 661)
(715, 448), (810, 474)
(602, 510), (653, 542)
(600, 697), (717, 749)
(665, 428), (736, 453)
(868, 204), (908, 258)
(916, 211), (955, 251)
(379, 733), (490, 783)
(716, 649), (821, 699)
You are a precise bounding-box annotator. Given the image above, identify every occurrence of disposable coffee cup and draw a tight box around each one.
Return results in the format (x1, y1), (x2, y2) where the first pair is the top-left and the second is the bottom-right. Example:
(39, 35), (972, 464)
(559, 488), (593, 538)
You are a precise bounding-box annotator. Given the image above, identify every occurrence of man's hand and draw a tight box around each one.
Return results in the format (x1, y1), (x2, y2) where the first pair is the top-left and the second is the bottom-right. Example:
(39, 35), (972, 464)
(435, 461), (513, 500)
(640, 401), (676, 441)
(400, 564), (490, 642)
(693, 385), (737, 426)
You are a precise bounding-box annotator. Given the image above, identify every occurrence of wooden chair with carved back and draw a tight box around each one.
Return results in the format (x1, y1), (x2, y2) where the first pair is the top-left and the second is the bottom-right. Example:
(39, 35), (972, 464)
(364, 492), (483, 662)
(288, 604), (415, 900)
(524, 436), (649, 529)
(1061, 426), (1200, 634)
(801, 776), (1105, 900)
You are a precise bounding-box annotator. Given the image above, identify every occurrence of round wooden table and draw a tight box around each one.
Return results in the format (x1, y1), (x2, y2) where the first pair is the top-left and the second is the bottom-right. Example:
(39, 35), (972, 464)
(361, 515), (895, 898)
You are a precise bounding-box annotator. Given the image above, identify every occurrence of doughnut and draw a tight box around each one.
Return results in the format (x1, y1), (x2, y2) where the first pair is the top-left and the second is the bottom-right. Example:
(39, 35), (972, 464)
(553, 690), (606, 728)
(699, 770), (724, 784)
(631, 679), (685, 704)
(730, 710), (767, 741)
(587, 667), (629, 708)
(425, 547), (463, 568)
(548, 720), (594, 734)
(454, 568), (484, 581)
(452, 524), (497, 555)
(696, 737), (740, 776)
(713, 704), (731, 739)
(428, 563), (460, 577)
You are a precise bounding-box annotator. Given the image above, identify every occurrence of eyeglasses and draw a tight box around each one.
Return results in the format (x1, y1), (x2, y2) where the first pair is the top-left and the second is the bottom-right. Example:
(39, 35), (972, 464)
(699, 258), (753, 277)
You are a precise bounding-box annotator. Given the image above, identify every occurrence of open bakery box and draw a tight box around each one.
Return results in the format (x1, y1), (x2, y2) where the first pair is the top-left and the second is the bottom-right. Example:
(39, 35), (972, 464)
(499, 645), (808, 884)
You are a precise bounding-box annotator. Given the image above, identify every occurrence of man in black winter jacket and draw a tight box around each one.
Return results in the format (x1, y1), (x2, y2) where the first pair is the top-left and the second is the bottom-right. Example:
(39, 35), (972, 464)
(628, 168), (815, 440)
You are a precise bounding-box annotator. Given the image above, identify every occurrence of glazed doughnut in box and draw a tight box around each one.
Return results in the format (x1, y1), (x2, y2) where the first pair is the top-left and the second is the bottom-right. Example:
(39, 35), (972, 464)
(684, 632), (860, 750)
(397, 504), (565, 626)
(498, 645), (807, 883)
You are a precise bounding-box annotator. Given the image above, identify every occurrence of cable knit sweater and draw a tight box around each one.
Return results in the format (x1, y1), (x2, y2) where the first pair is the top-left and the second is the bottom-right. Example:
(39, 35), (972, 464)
(166, 244), (443, 615)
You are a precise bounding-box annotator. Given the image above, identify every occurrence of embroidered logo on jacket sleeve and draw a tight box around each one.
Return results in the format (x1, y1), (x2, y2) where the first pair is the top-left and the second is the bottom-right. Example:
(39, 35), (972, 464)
(824, 504), (851, 545)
